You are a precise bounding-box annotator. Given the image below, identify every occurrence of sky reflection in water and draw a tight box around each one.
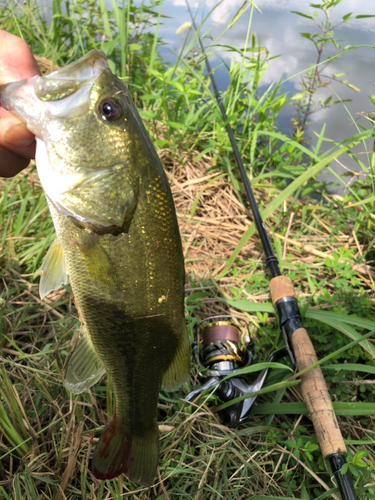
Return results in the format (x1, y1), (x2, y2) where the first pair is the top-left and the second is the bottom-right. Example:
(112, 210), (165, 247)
(159, 0), (375, 193)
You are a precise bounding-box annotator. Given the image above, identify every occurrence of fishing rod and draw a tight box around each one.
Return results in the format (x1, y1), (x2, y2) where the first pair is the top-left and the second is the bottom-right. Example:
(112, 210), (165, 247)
(184, 3), (358, 499)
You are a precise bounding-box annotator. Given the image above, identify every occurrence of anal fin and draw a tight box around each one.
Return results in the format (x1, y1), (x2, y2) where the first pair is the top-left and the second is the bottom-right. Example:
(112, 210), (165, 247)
(64, 328), (105, 394)
(39, 238), (68, 299)
(162, 326), (190, 392)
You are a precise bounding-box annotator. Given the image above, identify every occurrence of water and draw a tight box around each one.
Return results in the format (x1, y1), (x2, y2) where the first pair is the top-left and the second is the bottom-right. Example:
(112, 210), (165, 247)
(158, 0), (375, 194)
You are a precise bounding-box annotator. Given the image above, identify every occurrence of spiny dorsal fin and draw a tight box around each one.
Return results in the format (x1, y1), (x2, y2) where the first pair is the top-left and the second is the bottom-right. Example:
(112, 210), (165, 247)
(39, 238), (68, 299)
(64, 328), (105, 394)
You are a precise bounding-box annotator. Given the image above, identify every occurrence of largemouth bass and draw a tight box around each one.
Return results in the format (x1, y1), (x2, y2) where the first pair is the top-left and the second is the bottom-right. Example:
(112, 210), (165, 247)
(0, 50), (190, 486)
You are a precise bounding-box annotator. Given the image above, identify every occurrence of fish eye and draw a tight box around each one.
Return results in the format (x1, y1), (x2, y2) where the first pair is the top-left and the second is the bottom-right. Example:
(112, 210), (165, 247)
(98, 98), (122, 121)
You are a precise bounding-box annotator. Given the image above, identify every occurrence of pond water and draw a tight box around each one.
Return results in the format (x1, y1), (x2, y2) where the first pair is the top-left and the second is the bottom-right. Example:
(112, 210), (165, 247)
(158, 0), (375, 194)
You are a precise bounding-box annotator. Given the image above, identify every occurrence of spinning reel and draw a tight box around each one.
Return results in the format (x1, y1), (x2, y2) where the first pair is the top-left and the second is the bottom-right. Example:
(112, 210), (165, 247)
(185, 315), (294, 426)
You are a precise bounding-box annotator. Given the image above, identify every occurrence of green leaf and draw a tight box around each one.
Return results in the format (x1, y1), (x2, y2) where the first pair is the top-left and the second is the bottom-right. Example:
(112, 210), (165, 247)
(300, 33), (312, 40)
(128, 43), (142, 52)
(314, 490), (341, 500)
(138, 109), (157, 120)
(347, 83), (360, 92)
(220, 297), (375, 357)
(293, 448), (300, 458)
(349, 463), (359, 477)
(291, 11), (313, 20)
(147, 68), (163, 78)
(101, 40), (118, 56)
(305, 441), (319, 452)
(214, 378), (300, 413)
(30, 474), (58, 486)
(301, 485), (309, 499)
(221, 362), (294, 381)
(306, 314), (375, 357)
(170, 81), (184, 92)
(166, 121), (185, 130)
(286, 439), (297, 448)
(340, 463), (349, 475)
(107, 59), (117, 75)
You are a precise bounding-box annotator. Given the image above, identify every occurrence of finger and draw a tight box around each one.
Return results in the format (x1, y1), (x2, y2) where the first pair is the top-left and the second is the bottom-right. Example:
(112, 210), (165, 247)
(0, 31), (40, 175)
(0, 30), (40, 84)
(0, 145), (32, 177)
(0, 114), (36, 157)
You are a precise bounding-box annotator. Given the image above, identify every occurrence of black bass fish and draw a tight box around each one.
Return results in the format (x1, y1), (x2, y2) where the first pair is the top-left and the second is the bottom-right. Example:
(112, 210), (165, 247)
(0, 50), (190, 486)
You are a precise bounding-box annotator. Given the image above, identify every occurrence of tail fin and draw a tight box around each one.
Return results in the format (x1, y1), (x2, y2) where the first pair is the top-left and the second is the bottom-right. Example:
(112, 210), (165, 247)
(92, 410), (159, 486)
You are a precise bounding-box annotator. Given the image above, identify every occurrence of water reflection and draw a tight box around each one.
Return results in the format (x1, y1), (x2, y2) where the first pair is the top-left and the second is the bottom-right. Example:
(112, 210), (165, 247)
(160, 0), (375, 194)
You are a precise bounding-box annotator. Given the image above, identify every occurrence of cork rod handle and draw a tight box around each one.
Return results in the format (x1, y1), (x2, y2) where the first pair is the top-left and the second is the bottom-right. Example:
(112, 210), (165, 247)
(291, 327), (346, 457)
(269, 276), (346, 458)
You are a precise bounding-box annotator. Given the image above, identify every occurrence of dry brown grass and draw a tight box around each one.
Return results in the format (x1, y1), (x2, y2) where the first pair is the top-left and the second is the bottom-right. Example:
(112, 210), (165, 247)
(164, 152), (375, 316)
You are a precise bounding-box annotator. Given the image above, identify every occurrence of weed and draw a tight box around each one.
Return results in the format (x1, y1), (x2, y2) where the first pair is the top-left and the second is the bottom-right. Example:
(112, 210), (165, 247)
(291, 0), (375, 136)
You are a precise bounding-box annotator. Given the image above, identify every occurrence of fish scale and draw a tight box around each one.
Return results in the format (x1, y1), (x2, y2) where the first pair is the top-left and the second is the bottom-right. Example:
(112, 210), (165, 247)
(0, 49), (190, 486)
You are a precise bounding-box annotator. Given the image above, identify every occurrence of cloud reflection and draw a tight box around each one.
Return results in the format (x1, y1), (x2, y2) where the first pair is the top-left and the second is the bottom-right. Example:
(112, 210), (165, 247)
(172, 0), (375, 31)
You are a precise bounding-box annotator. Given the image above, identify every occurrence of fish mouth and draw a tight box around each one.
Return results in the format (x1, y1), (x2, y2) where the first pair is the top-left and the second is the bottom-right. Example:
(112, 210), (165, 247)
(0, 50), (110, 136)
(34, 50), (109, 102)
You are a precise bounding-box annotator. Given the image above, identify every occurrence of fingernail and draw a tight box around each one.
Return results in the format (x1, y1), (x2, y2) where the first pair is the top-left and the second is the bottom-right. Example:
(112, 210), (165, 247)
(4, 122), (35, 149)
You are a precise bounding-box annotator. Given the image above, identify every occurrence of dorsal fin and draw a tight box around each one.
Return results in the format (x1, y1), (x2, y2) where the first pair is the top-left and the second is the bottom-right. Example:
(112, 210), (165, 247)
(64, 329), (105, 394)
(39, 238), (68, 299)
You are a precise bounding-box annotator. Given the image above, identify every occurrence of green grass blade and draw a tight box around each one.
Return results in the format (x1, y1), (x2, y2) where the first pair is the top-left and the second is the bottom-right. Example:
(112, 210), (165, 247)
(324, 363), (375, 374)
(252, 402), (375, 416)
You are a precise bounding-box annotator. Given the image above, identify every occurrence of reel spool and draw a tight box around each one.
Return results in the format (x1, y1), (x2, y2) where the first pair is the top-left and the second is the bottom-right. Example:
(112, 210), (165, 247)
(191, 315), (253, 378)
(201, 319), (249, 370)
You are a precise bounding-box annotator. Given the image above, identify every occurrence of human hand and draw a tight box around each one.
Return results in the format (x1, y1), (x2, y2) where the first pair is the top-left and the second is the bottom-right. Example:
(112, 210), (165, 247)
(0, 30), (40, 177)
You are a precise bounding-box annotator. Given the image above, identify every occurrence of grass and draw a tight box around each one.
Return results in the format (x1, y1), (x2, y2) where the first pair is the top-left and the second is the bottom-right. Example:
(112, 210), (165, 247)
(1, 0), (375, 498)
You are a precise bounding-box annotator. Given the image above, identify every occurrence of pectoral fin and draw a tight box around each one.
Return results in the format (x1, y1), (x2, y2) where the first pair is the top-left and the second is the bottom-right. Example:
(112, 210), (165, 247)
(64, 328), (105, 394)
(39, 238), (68, 299)
(76, 231), (116, 287)
(162, 326), (190, 392)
